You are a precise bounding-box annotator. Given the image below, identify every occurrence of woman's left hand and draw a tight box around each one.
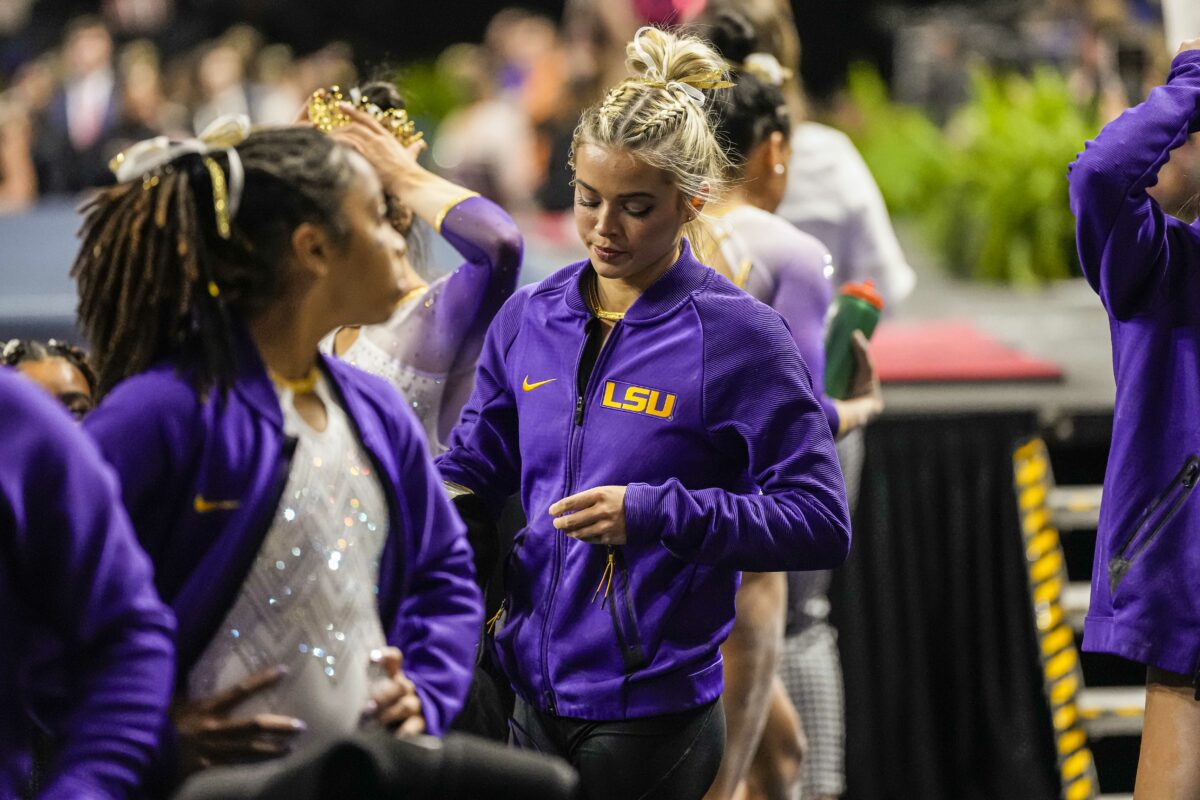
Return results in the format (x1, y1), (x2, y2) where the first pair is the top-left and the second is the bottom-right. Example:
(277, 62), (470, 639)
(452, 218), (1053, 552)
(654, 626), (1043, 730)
(365, 647), (426, 737)
(549, 486), (629, 545)
(327, 101), (428, 195)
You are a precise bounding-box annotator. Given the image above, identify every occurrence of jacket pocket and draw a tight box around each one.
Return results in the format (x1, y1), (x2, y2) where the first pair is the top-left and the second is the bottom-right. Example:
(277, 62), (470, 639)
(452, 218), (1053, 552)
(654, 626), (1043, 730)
(1108, 455), (1200, 593)
(602, 546), (648, 674)
(488, 530), (527, 637)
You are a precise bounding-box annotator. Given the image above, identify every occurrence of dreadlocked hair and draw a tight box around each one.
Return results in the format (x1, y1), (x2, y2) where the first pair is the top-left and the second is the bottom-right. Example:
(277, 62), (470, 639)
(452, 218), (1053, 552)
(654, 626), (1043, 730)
(73, 126), (355, 399)
(571, 27), (733, 253)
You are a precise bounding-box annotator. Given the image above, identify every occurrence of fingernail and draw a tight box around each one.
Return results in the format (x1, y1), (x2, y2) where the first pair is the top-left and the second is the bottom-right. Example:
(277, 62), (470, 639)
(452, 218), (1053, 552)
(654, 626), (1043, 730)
(369, 649), (383, 663)
(291, 719), (307, 731)
(361, 700), (378, 717)
(275, 665), (290, 676)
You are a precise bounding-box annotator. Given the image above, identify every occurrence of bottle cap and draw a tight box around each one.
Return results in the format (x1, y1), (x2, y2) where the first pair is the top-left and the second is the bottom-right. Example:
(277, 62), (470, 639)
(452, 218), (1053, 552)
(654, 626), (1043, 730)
(839, 279), (884, 310)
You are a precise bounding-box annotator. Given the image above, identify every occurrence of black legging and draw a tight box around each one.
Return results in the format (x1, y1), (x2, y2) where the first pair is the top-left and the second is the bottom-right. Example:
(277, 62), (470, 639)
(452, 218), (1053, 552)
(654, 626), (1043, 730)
(510, 698), (726, 800)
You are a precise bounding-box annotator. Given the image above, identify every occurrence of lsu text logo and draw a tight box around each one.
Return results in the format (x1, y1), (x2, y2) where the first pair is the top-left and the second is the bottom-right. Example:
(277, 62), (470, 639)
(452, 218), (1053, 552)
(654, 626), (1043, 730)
(601, 380), (676, 420)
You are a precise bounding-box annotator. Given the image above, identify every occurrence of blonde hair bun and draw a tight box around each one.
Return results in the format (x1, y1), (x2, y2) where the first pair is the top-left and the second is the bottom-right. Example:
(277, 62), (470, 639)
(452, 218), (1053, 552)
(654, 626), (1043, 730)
(625, 25), (727, 88)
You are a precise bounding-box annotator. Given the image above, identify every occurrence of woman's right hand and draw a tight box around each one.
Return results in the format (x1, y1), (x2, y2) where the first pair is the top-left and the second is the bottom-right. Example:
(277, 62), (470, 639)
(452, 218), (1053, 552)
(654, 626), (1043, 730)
(328, 101), (429, 197)
(1179, 38), (1200, 56)
(833, 331), (884, 438)
(173, 665), (306, 775)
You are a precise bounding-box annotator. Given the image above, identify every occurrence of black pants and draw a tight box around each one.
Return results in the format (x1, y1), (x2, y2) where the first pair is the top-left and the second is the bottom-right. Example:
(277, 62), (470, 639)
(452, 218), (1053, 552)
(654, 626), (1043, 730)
(510, 697), (725, 800)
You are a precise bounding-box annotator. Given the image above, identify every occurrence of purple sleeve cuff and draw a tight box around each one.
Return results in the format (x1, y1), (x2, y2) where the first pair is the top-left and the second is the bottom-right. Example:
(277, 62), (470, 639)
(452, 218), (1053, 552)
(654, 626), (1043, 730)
(625, 481), (701, 560)
(624, 482), (664, 545)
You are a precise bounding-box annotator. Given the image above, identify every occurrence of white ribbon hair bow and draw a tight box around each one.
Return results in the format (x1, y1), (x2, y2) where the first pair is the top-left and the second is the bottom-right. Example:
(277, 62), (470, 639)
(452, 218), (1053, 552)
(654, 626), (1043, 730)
(742, 53), (790, 87)
(629, 27), (733, 109)
(109, 114), (251, 238)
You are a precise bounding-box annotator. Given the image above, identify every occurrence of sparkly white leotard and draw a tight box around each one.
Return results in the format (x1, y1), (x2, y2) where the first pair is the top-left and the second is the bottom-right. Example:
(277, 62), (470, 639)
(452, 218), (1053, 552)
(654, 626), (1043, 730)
(187, 374), (389, 747)
(335, 280), (451, 453)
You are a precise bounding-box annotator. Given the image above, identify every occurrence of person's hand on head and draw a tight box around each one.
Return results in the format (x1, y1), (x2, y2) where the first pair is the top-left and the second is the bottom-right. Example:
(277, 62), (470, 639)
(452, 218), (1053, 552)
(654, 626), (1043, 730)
(328, 102), (427, 195)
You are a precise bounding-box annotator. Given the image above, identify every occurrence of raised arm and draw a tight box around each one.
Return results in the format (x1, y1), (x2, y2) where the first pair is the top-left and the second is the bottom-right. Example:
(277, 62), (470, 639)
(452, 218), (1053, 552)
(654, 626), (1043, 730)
(426, 195), (522, 442)
(1068, 47), (1200, 320)
(328, 104), (523, 441)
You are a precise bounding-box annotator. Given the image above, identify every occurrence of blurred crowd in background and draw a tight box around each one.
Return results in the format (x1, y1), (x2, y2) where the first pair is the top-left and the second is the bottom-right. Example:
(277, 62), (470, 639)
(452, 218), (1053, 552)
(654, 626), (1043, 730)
(0, 0), (1196, 281)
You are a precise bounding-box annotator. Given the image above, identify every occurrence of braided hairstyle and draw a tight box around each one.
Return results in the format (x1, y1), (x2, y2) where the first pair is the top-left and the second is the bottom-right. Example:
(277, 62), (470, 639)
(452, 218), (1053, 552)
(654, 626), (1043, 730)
(571, 26), (732, 243)
(702, 10), (792, 172)
(72, 126), (355, 398)
(2, 337), (97, 393)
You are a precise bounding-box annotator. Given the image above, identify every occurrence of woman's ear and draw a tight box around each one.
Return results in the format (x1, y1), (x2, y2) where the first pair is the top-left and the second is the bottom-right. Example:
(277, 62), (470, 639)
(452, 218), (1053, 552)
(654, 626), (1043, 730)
(766, 130), (788, 174)
(290, 222), (332, 281)
(688, 183), (711, 217)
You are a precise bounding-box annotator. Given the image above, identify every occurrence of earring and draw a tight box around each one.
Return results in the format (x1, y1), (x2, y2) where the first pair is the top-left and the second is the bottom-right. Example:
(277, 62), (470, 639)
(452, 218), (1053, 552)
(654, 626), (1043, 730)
(773, 163), (786, 175)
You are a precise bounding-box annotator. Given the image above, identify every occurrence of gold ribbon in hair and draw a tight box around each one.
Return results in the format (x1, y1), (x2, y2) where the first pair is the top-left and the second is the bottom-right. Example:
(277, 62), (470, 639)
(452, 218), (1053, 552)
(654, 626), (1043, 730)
(633, 71), (736, 107)
(108, 114), (251, 240)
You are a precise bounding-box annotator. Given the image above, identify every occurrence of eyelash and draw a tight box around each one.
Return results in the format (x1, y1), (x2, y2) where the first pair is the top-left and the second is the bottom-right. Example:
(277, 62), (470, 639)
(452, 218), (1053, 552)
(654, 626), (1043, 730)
(576, 198), (652, 217)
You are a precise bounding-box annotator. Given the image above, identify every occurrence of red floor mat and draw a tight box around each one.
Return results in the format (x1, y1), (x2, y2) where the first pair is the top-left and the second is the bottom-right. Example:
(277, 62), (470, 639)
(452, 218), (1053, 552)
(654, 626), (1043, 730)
(870, 320), (1064, 383)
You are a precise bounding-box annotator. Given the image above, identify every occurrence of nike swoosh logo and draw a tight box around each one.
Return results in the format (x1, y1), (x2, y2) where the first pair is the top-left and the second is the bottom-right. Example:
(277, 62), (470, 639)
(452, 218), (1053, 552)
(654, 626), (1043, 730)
(522, 376), (557, 392)
(193, 495), (242, 513)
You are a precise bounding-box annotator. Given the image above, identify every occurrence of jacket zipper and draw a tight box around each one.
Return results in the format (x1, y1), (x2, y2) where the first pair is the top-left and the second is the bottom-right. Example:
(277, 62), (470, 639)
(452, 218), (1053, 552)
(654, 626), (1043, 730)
(1108, 456), (1200, 593)
(607, 546), (647, 673)
(540, 320), (622, 715)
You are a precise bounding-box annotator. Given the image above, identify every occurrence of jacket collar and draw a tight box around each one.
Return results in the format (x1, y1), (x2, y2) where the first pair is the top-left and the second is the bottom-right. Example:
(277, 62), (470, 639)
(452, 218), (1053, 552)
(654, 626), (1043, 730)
(563, 237), (711, 325)
(226, 318), (384, 451)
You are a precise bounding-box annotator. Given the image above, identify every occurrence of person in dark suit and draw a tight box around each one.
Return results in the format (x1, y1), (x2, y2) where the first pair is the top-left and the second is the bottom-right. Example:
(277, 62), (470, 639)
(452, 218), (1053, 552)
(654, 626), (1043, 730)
(34, 16), (122, 193)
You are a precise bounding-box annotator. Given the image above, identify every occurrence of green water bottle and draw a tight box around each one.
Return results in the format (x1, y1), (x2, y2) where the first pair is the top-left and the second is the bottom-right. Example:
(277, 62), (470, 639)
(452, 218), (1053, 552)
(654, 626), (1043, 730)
(824, 280), (884, 400)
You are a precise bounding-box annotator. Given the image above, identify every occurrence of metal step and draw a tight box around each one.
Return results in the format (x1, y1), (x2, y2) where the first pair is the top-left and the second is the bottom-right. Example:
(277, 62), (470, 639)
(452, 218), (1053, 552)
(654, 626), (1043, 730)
(1078, 686), (1145, 738)
(1047, 486), (1103, 531)
(1063, 581), (1090, 631)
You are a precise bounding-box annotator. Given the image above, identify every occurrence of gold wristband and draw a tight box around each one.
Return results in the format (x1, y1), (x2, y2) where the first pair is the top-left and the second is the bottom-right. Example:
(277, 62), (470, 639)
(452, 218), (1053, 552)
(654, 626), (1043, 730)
(434, 191), (481, 233)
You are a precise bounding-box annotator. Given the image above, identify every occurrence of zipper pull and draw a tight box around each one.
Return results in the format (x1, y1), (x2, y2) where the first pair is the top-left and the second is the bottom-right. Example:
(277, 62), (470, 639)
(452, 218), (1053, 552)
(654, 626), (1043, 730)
(486, 599), (507, 635)
(591, 548), (615, 609)
(575, 396), (585, 426)
(1184, 458), (1200, 488)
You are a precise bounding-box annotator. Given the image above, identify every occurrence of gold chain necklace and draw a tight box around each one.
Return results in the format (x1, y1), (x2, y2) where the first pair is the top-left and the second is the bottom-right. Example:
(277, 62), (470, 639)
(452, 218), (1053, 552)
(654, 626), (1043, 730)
(269, 366), (320, 394)
(587, 273), (626, 322)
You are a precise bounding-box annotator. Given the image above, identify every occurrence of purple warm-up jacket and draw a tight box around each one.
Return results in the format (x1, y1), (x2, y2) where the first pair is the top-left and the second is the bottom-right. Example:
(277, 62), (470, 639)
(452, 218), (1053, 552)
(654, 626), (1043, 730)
(0, 368), (174, 799)
(83, 330), (482, 755)
(1069, 49), (1200, 675)
(437, 239), (850, 720)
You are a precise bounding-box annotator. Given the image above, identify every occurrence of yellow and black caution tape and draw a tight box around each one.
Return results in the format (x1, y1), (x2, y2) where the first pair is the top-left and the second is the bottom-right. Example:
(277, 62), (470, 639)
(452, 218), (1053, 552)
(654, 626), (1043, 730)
(1013, 438), (1099, 800)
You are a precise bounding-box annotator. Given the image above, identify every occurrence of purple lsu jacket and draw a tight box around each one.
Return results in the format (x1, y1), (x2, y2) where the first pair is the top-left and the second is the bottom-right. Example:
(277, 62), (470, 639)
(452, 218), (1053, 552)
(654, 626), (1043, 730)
(83, 329), (483, 745)
(0, 368), (174, 799)
(437, 239), (850, 720)
(1069, 49), (1200, 676)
